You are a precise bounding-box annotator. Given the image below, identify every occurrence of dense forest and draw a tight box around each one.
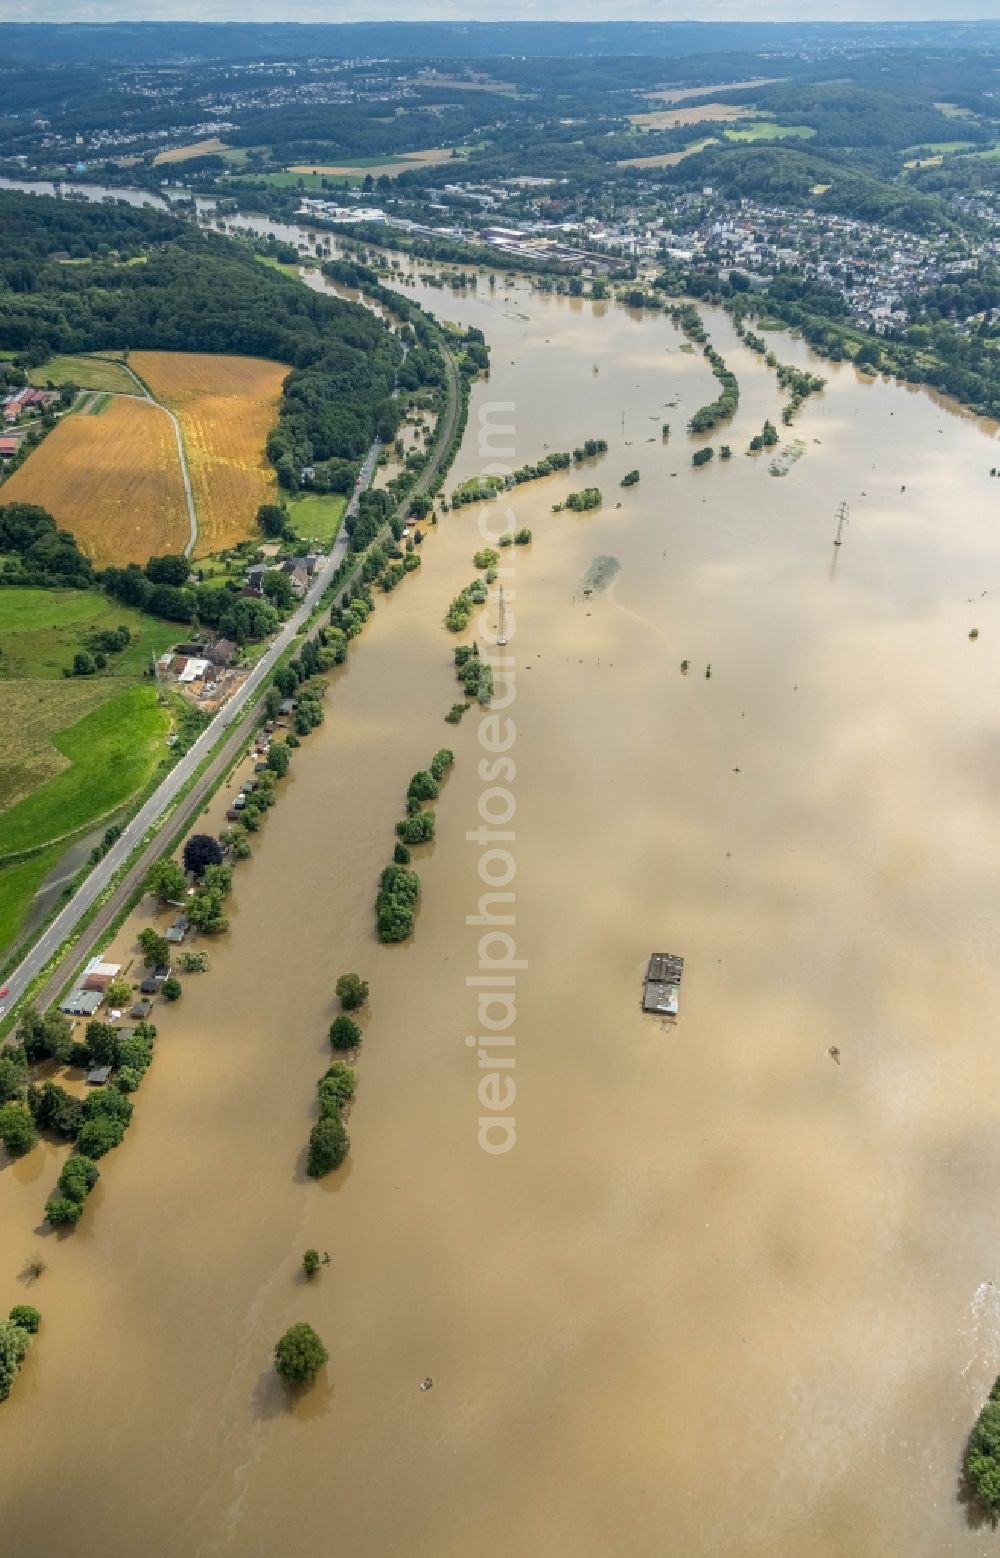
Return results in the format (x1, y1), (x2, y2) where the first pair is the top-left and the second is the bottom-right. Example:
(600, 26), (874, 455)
(711, 82), (989, 154)
(658, 143), (953, 232)
(0, 190), (402, 489)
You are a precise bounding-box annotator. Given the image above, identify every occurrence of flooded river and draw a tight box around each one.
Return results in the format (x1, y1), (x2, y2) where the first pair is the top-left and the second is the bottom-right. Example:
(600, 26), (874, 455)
(4, 246), (1000, 1557)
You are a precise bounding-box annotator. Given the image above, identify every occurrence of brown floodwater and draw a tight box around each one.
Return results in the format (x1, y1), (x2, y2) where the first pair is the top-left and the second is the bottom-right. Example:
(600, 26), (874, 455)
(4, 270), (1000, 1558)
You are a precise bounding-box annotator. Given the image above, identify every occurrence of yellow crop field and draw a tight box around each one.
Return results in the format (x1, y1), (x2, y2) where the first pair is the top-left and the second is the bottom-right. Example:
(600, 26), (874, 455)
(629, 104), (755, 130)
(617, 137), (719, 170)
(154, 137), (231, 164)
(130, 351), (288, 555)
(0, 397), (189, 565)
(288, 148), (457, 179)
(649, 77), (779, 103)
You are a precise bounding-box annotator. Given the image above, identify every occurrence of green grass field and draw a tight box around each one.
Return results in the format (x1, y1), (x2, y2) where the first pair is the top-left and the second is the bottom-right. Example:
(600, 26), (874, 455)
(28, 354), (136, 394)
(256, 255), (307, 279)
(236, 170), (363, 190)
(0, 845), (62, 956)
(0, 679), (120, 813)
(284, 491), (347, 544)
(0, 587), (180, 679)
(902, 139), (977, 156)
(724, 122), (816, 143)
(0, 683), (169, 857)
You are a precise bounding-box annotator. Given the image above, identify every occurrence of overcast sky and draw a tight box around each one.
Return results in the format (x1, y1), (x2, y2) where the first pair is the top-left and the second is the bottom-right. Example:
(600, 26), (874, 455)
(8, 2), (1000, 22)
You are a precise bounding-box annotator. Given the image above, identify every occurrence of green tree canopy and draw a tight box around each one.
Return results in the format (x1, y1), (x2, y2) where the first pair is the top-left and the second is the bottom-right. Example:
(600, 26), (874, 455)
(335, 972), (369, 1011)
(274, 1322), (328, 1386)
(146, 857), (187, 904)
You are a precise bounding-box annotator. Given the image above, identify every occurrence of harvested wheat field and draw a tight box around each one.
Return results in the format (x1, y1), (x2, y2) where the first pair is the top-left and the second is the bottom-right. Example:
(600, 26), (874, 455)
(288, 148), (456, 179)
(154, 137), (231, 164)
(649, 77), (779, 103)
(617, 137), (719, 169)
(130, 351), (287, 555)
(629, 104), (755, 129)
(0, 397), (189, 566)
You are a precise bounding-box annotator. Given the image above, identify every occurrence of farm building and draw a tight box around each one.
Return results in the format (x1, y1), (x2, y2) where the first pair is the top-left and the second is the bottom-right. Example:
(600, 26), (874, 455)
(81, 956), (122, 993)
(177, 657), (211, 684)
(60, 989), (103, 1017)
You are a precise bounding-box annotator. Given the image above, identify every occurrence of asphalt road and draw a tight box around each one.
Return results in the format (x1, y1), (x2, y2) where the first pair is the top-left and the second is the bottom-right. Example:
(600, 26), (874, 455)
(1, 437), (380, 1019)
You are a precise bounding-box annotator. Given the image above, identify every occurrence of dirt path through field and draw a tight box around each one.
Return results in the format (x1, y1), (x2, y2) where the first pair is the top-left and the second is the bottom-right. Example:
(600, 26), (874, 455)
(111, 363), (199, 556)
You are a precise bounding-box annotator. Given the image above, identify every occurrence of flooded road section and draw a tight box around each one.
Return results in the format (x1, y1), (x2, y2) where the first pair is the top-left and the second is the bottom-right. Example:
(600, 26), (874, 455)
(3, 270), (1000, 1558)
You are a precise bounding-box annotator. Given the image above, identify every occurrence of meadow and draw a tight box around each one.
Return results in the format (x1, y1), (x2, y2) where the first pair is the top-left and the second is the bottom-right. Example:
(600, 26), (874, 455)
(0, 396), (190, 564)
(129, 350), (287, 554)
(724, 122), (816, 142)
(0, 682), (169, 859)
(0, 587), (181, 679)
(28, 354), (137, 394)
(0, 846), (62, 956)
(0, 677), (119, 814)
(0, 588), (182, 950)
(283, 491), (346, 545)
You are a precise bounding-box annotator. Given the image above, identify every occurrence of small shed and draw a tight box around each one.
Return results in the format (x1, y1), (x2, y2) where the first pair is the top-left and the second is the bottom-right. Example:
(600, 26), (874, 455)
(165, 916), (189, 944)
(86, 1065), (113, 1086)
(152, 964), (172, 983)
(130, 1000), (153, 1020)
(139, 977), (159, 997)
(278, 699), (297, 716)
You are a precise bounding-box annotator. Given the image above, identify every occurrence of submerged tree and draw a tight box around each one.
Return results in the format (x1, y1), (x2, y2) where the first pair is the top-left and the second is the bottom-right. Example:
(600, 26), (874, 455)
(274, 1322), (328, 1386)
(966, 1377), (1000, 1512)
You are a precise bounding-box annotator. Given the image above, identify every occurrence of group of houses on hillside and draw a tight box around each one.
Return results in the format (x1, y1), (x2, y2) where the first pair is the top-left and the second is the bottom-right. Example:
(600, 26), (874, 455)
(0, 387), (59, 462)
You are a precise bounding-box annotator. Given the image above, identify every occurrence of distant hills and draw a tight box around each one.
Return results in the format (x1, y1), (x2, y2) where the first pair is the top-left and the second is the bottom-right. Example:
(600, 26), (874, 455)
(4, 20), (1000, 66)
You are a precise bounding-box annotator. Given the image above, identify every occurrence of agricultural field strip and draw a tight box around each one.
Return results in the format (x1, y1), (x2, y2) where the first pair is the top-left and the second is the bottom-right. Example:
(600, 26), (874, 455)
(107, 362), (198, 556)
(129, 352), (286, 556)
(0, 394), (191, 566)
(629, 104), (757, 129)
